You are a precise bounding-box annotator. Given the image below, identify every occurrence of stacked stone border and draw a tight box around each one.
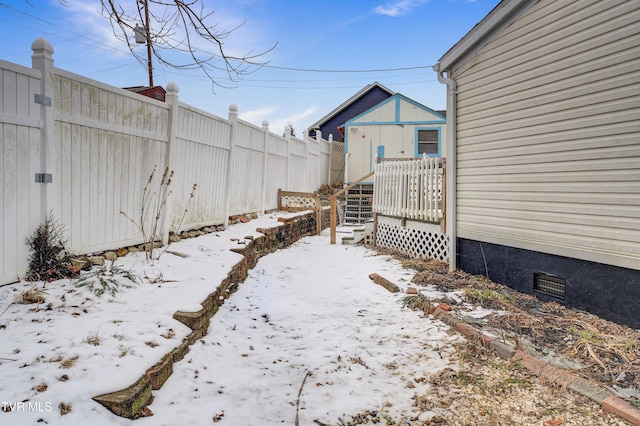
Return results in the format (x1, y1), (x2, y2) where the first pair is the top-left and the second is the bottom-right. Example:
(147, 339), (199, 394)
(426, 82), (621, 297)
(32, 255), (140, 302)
(368, 273), (640, 426)
(93, 209), (331, 419)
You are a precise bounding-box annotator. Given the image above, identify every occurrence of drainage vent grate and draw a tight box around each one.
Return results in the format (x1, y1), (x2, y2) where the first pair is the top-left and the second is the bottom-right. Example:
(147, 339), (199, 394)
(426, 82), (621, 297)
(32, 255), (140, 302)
(533, 273), (566, 300)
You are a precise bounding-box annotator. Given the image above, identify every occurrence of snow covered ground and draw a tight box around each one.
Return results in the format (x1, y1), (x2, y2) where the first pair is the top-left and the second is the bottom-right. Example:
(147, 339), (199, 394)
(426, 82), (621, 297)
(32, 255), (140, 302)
(0, 213), (462, 425)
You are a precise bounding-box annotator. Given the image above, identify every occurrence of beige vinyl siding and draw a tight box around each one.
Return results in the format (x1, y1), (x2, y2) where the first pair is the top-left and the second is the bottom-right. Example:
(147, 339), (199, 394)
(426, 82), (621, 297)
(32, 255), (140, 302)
(452, 0), (640, 270)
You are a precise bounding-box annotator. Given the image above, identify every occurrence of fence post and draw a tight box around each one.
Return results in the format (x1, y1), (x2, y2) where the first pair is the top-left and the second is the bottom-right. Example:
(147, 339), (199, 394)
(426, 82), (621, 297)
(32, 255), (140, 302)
(261, 120), (269, 214)
(284, 124), (292, 190)
(161, 81), (179, 244)
(303, 131), (309, 191)
(324, 132), (332, 184)
(31, 38), (59, 222)
(223, 104), (239, 227)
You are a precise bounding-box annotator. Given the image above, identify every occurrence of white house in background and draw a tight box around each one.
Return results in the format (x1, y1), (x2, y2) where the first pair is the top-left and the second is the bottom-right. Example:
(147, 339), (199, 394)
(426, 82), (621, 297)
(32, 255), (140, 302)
(433, 0), (640, 328)
(344, 93), (446, 183)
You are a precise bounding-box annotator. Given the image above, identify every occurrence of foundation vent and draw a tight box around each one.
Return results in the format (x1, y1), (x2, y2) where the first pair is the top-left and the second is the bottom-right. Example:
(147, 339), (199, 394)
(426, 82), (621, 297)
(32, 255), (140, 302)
(533, 273), (566, 300)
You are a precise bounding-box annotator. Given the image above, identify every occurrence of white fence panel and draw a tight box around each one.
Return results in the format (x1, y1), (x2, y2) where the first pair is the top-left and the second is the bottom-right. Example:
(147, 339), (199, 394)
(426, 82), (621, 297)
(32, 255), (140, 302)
(54, 70), (169, 254)
(264, 134), (288, 209)
(0, 61), (42, 285)
(170, 103), (231, 230)
(373, 157), (444, 223)
(228, 120), (266, 215)
(1, 41), (330, 284)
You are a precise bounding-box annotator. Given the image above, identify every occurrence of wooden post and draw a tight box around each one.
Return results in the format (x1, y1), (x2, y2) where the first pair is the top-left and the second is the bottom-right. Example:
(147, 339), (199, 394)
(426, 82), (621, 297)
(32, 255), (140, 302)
(277, 188), (282, 211)
(372, 212), (378, 247)
(315, 193), (321, 236)
(330, 196), (337, 244)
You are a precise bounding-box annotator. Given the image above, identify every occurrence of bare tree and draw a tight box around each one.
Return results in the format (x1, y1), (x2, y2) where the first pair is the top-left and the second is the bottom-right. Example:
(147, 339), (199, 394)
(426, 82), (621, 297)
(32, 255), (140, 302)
(97, 0), (276, 89)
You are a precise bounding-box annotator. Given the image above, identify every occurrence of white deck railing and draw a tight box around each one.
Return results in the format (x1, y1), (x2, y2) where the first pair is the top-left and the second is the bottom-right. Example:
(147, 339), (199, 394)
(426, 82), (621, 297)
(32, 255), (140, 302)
(373, 157), (445, 223)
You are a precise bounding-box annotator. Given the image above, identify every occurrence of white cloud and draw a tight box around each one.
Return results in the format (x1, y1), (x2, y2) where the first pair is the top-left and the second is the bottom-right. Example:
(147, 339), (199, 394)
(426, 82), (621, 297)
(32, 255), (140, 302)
(269, 106), (319, 136)
(373, 0), (429, 17)
(239, 106), (277, 124)
(240, 105), (319, 136)
(60, 0), (132, 53)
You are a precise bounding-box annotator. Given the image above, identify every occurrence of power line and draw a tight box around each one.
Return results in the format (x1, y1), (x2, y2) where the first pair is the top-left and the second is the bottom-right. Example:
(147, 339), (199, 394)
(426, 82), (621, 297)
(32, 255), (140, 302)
(258, 64), (433, 73)
(231, 80), (439, 90)
(0, 7), (131, 57)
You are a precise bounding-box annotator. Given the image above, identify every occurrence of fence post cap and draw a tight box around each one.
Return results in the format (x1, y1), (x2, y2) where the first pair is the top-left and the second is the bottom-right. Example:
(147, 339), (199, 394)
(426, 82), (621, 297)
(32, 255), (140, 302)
(166, 81), (179, 94)
(31, 38), (54, 54)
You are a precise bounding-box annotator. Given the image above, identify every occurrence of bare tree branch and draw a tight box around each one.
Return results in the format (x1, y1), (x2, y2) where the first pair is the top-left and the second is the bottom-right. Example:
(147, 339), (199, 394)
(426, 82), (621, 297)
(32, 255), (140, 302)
(97, 0), (277, 90)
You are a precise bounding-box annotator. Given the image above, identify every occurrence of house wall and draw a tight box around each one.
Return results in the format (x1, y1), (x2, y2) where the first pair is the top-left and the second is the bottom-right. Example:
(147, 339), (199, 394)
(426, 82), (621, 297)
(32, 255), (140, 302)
(451, 0), (640, 272)
(345, 96), (446, 182)
(0, 41), (330, 285)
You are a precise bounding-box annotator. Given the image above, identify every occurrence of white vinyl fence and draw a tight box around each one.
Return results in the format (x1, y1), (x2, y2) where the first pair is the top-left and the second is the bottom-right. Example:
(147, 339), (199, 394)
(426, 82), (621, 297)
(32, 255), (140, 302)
(373, 156), (445, 223)
(0, 38), (329, 285)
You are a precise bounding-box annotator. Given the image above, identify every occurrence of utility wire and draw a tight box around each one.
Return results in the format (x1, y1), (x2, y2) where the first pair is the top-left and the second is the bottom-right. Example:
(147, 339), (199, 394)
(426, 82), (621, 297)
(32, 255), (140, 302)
(258, 64), (433, 73)
(2, 3), (434, 82)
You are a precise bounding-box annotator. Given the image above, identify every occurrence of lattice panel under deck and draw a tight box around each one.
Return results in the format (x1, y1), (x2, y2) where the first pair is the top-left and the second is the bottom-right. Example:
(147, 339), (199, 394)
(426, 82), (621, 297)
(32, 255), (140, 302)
(376, 216), (449, 261)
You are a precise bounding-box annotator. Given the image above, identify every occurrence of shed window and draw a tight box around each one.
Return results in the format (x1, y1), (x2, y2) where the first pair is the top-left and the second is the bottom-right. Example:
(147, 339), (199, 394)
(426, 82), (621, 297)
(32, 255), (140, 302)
(417, 130), (439, 155)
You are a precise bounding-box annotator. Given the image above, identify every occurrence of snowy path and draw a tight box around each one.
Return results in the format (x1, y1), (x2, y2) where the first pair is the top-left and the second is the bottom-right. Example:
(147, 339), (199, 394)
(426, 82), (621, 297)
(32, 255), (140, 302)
(138, 237), (460, 425)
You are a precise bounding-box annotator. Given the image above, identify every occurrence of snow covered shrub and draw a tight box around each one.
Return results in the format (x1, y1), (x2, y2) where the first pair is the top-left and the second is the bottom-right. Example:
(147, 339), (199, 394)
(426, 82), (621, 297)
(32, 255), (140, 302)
(25, 214), (76, 283)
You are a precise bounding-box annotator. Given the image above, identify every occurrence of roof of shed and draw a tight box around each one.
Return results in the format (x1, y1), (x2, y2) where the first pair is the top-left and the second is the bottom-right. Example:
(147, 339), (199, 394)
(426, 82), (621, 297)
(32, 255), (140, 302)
(306, 82), (395, 131)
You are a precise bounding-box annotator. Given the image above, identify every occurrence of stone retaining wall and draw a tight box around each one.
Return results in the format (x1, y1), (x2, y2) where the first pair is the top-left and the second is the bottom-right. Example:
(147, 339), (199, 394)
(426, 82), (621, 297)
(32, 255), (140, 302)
(93, 209), (332, 419)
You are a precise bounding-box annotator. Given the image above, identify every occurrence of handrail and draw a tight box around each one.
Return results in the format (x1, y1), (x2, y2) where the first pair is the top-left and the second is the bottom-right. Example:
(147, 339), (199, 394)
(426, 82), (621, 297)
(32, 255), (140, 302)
(329, 171), (374, 244)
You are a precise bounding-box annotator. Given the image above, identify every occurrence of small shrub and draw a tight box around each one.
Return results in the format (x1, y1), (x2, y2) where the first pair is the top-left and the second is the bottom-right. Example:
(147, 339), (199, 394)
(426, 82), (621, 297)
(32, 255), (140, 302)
(75, 262), (141, 297)
(25, 214), (77, 283)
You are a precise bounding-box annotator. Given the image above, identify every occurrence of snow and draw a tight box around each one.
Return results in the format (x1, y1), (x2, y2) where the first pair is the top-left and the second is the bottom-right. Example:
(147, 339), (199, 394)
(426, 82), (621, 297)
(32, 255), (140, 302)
(0, 213), (461, 425)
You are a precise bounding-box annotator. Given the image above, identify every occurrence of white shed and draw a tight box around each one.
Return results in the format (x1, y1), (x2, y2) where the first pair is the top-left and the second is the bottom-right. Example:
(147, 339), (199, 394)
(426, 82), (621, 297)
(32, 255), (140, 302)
(344, 94), (446, 183)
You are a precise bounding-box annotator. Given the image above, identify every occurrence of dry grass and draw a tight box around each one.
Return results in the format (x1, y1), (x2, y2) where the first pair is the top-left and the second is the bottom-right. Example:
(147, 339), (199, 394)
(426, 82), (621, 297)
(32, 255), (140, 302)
(387, 251), (640, 394)
(59, 402), (72, 415)
(60, 356), (79, 369)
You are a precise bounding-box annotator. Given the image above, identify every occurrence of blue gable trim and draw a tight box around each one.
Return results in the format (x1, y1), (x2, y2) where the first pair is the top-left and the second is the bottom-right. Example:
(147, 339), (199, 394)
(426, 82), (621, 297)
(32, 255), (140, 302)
(344, 93), (446, 126)
(345, 120), (445, 126)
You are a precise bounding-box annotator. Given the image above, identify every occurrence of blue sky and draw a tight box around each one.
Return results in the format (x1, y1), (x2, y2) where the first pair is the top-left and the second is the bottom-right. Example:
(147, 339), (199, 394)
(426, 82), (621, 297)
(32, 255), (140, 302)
(1, 0), (500, 135)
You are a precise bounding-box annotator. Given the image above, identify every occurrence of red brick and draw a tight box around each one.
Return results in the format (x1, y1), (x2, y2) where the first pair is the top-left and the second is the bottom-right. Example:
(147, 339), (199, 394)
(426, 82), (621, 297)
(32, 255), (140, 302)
(603, 396), (640, 426)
